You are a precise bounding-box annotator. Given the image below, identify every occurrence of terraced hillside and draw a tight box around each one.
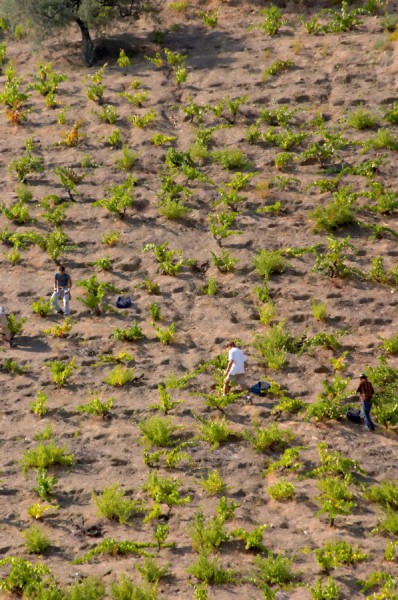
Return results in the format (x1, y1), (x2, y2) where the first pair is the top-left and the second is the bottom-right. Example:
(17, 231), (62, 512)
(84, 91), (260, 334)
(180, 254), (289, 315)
(0, 1), (397, 598)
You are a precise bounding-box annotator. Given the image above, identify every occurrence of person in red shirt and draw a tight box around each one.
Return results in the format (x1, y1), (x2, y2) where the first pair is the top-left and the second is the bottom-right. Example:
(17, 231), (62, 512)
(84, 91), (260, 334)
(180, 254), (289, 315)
(357, 374), (375, 431)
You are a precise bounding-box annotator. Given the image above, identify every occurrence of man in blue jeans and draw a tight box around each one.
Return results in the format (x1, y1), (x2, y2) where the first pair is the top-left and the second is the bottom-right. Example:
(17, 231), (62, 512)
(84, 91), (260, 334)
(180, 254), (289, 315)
(357, 373), (375, 431)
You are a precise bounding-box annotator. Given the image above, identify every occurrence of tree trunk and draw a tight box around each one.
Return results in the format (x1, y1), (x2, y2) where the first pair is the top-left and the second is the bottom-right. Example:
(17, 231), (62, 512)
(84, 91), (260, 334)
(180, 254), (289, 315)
(76, 17), (95, 67)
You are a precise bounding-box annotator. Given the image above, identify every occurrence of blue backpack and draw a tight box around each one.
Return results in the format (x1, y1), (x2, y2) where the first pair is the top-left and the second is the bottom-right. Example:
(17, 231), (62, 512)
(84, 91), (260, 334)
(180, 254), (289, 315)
(116, 296), (132, 309)
(250, 381), (270, 396)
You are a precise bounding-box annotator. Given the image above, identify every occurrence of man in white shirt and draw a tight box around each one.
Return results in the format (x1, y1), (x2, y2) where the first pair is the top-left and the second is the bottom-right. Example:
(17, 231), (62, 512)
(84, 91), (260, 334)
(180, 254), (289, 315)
(223, 341), (250, 401)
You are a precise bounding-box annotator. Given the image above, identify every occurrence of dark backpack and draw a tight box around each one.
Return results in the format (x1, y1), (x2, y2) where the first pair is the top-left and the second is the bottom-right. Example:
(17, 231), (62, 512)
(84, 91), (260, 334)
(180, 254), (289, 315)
(346, 407), (361, 424)
(116, 296), (132, 309)
(250, 381), (270, 396)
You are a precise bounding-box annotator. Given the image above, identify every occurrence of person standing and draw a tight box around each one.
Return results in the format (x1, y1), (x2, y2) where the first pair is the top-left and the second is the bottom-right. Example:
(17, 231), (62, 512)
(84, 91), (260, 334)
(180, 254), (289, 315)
(0, 306), (13, 348)
(51, 265), (72, 315)
(357, 373), (375, 431)
(223, 341), (251, 402)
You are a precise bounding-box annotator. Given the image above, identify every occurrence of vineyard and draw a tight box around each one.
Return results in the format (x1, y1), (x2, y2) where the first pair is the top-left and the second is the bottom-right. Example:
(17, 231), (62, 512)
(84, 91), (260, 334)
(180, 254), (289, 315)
(0, 1), (397, 598)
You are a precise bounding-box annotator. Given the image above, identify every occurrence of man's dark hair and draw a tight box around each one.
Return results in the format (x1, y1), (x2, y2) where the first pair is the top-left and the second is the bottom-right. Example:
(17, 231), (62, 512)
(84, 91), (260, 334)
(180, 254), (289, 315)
(227, 341), (236, 348)
(59, 265), (66, 272)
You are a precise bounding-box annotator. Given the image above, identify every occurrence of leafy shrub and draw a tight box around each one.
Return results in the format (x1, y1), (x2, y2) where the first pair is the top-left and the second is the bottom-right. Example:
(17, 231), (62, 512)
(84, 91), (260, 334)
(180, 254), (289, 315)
(93, 483), (140, 524)
(1, 358), (29, 375)
(311, 298), (328, 321)
(103, 365), (135, 387)
(6, 312), (27, 336)
(211, 250), (239, 273)
(254, 249), (287, 280)
(253, 321), (291, 370)
(200, 470), (227, 496)
(44, 317), (75, 338)
(194, 414), (234, 450)
(267, 480), (296, 502)
(94, 104), (117, 123)
(259, 5), (283, 36)
(231, 525), (267, 552)
(31, 297), (53, 317)
(149, 385), (182, 415)
(308, 443), (364, 482)
(139, 416), (178, 448)
(306, 377), (349, 422)
(255, 552), (298, 586)
(94, 175), (136, 218)
(347, 107), (378, 129)
(136, 557), (168, 583)
(47, 358), (76, 387)
(77, 394), (114, 417)
(143, 242), (192, 276)
(244, 421), (294, 453)
(154, 322), (176, 344)
(77, 274), (119, 314)
(187, 553), (237, 584)
(74, 539), (157, 565)
(211, 148), (249, 170)
(0, 557), (55, 596)
(22, 525), (52, 554)
(115, 145), (138, 171)
(113, 321), (145, 342)
(21, 441), (74, 475)
(102, 230), (120, 246)
(315, 539), (367, 572)
(33, 468), (57, 501)
(309, 577), (340, 600)
(262, 60), (294, 80)
(379, 333), (398, 355)
(29, 390), (48, 417)
(111, 576), (158, 600)
(310, 186), (357, 232)
(365, 480), (398, 511)
(188, 511), (229, 553)
(313, 235), (358, 279)
(363, 128), (398, 151)
(265, 447), (303, 474)
(143, 471), (190, 520)
(316, 477), (355, 526)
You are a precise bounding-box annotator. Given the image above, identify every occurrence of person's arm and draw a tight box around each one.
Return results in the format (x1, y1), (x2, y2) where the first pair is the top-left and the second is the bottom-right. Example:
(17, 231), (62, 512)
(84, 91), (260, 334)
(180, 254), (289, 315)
(68, 275), (72, 289)
(224, 359), (233, 377)
(54, 276), (58, 291)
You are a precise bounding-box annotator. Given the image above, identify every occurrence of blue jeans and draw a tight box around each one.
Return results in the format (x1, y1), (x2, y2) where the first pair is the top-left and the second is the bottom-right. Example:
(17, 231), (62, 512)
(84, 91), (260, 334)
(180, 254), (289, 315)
(362, 400), (375, 430)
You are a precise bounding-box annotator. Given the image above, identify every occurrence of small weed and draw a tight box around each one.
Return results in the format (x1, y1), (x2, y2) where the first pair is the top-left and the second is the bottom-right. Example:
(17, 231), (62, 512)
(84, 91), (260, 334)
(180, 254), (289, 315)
(262, 59), (294, 81)
(44, 316), (74, 338)
(255, 552), (298, 586)
(187, 553), (237, 584)
(154, 322), (176, 344)
(315, 539), (367, 572)
(231, 525), (268, 552)
(103, 365), (135, 387)
(211, 250), (239, 273)
(254, 249), (287, 280)
(244, 421), (294, 453)
(347, 107), (378, 130)
(267, 479), (296, 502)
(211, 148), (249, 170)
(128, 109), (157, 128)
(259, 5), (284, 36)
(265, 447), (303, 474)
(149, 385), (182, 415)
(33, 468), (57, 501)
(113, 321), (145, 342)
(136, 557), (168, 583)
(2, 358), (29, 375)
(311, 298), (328, 321)
(194, 414), (234, 450)
(22, 525), (52, 554)
(139, 416), (178, 448)
(29, 390), (48, 417)
(200, 470), (227, 496)
(316, 477), (355, 526)
(94, 104), (117, 124)
(310, 577), (340, 600)
(102, 230), (120, 246)
(363, 128), (398, 151)
(93, 483), (140, 524)
(21, 441), (74, 475)
(115, 145), (138, 171)
(47, 358), (76, 387)
(77, 393), (114, 417)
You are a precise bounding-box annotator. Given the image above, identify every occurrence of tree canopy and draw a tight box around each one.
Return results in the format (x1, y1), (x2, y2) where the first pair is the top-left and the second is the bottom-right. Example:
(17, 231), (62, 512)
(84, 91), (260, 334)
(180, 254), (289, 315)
(0, 0), (154, 66)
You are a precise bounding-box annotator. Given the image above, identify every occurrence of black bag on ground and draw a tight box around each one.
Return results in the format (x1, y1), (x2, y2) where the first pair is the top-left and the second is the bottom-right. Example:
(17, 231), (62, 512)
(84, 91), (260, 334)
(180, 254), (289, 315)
(116, 296), (132, 309)
(250, 381), (271, 396)
(346, 407), (361, 424)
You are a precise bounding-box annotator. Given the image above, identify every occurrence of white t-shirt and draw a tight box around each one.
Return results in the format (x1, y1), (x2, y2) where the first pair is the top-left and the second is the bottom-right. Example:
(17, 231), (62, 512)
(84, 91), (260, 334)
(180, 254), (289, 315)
(228, 347), (247, 375)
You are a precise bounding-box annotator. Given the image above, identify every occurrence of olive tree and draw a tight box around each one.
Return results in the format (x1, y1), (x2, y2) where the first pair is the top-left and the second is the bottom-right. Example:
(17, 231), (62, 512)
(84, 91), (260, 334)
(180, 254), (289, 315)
(1, 0), (156, 66)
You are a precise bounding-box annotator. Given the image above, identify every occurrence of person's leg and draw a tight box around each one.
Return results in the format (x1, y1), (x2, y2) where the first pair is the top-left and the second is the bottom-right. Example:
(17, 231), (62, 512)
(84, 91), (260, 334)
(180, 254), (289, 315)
(223, 376), (231, 395)
(363, 400), (375, 430)
(0, 314), (11, 342)
(63, 290), (70, 315)
(51, 290), (62, 312)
